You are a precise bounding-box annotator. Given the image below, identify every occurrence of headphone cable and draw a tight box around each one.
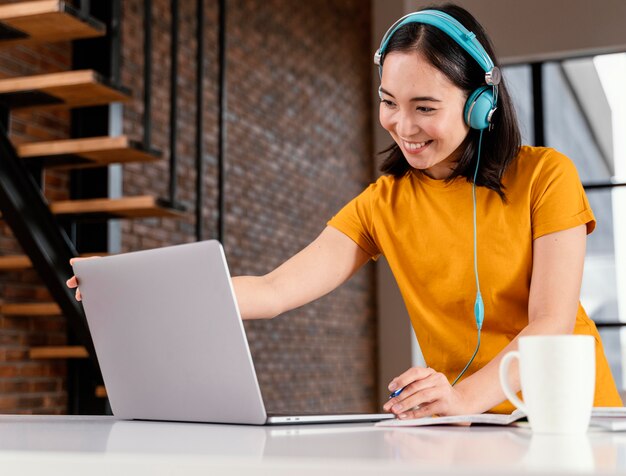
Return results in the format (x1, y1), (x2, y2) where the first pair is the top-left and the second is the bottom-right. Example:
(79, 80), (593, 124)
(451, 129), (485, 387)
(452, 330), (481, 387)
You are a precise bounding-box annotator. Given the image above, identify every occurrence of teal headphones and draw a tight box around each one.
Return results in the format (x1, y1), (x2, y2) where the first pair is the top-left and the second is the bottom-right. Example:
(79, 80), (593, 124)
(376, 9), (498, 384)
(374, 9), (501, 131)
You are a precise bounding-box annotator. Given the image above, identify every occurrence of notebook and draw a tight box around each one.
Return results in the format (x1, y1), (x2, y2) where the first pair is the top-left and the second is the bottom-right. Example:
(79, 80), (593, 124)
(375, 409), (526, 427)
(72, 240), (393, 426)
(376, 407), (626, 430)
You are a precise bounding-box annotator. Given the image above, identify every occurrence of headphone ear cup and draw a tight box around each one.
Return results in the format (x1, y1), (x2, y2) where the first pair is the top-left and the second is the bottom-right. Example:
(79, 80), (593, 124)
(464, 87), (495, 130)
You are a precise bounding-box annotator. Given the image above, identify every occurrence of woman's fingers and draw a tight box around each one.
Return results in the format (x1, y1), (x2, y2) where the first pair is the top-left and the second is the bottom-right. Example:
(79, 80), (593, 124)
(383, 369), (459, 419)
(397, 401), (439, 420)
(67, 255), (100, 301)
(66, 275), (82, 301)
(383, 372), (442, 412)
(392, 385), (442, 414)
(66, 276), (78, 288)
(383, 367), (437, 412)
(387, 366), (435, 393)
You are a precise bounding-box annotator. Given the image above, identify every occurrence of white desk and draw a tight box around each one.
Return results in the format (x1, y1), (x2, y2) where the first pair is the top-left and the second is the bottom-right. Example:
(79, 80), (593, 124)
(0, 415), (625, 475)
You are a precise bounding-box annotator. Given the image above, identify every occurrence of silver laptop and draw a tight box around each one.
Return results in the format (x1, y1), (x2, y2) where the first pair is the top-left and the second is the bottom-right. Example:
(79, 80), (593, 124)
(72, 240), (394, 425)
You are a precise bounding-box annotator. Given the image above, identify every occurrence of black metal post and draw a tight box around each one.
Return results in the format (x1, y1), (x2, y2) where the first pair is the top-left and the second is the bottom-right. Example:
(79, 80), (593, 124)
(78, 0), (91, 17)
(594, 322), (626, 328)
(25, 161), (43, 189)
(195, 0), (205, 241)
(0, 104), (8, 133)
(217, 0), (226, 244)
(531, 63), (545, 147)
(143, 0), (152, 149)
(0, 109), (8, 136)
(584, 181), (626, 190)
(110, 0), (122, 88)
(69, 0), (123, 414)
(169, 0), (179, 204)
(71, 0), (121, 251)
(80, 0), (91, 17)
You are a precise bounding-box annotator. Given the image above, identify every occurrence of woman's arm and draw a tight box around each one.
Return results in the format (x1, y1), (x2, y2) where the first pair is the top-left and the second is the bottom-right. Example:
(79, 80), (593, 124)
(453, 223), (586, 413)
(232, 226), (371, 320)
(384, 224), (587, 417)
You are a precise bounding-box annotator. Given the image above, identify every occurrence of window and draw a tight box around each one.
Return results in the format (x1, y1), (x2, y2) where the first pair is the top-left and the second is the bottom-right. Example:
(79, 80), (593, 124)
(505, 53), (626, 390)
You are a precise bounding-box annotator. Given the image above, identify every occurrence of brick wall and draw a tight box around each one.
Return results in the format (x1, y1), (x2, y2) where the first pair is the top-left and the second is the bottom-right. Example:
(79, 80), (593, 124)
(0, 36), (72, 413)
(120, 0), (377, 413)
(228, 0), (376, 413)
(121, 0), (218, 248)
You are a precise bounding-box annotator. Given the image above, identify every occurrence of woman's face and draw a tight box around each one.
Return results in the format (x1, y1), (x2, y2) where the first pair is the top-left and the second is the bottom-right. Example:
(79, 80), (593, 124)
(379, 51), (470, 180)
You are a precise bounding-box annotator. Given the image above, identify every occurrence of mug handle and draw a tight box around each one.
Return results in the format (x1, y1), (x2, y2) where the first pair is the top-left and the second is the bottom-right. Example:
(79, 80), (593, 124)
(499, 351), (528, 413)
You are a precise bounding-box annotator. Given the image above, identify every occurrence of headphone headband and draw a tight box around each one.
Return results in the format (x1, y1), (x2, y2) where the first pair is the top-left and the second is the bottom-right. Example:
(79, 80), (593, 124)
(374, 10), (501, 86)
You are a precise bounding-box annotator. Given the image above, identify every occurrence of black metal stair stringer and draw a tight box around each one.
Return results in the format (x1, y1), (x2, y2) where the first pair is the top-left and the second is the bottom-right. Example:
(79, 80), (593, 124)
(0, 125), (102, 377)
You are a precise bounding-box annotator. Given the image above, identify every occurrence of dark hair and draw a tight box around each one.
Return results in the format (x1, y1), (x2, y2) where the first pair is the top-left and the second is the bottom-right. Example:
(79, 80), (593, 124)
(378, 3), (521, 200)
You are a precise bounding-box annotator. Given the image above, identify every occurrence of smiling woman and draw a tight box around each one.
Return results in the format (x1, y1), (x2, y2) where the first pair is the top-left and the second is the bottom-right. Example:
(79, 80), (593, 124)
(325, 3), (622, 418)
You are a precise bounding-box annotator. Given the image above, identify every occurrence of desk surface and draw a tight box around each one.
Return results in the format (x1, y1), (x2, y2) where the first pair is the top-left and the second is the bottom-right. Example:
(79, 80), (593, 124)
(0, 415), (625, 475)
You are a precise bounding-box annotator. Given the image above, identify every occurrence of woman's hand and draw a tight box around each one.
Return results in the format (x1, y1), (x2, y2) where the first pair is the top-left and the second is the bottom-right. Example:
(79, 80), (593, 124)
(66, 256), (100, 301)
(382, 367), (469, 419)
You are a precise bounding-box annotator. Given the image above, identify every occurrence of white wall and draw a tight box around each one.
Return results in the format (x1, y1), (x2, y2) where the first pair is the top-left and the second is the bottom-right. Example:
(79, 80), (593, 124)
(404, 0), (626, 64)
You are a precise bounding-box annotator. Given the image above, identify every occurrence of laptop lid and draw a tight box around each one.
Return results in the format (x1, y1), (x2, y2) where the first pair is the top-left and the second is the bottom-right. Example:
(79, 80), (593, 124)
(73, 240), (268, 425)
(74, 240), (394, 426)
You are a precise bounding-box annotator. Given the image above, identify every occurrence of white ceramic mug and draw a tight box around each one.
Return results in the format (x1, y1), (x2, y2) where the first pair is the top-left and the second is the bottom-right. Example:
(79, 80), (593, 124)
(499, 335), (595, 434)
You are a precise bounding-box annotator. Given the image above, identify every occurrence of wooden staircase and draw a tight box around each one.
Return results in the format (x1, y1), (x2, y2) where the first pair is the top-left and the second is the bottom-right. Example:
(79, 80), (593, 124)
(0, 0), (105, 47)
(0, 2), (186, 404)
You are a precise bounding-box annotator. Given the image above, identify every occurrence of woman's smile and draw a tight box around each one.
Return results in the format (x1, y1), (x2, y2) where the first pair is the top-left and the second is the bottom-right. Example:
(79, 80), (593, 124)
(401, 139), (433, 155)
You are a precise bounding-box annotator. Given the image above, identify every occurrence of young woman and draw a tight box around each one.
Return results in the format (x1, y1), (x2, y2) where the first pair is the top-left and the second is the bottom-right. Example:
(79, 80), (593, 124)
(69, 3), (622, 417)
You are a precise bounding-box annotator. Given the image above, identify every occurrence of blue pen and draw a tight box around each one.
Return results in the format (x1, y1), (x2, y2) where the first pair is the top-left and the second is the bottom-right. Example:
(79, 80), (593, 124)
(388, 386), (405, 399)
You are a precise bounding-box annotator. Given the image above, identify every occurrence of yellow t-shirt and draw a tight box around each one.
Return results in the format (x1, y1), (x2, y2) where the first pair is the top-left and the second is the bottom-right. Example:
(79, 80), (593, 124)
(328, 146), (622, 413)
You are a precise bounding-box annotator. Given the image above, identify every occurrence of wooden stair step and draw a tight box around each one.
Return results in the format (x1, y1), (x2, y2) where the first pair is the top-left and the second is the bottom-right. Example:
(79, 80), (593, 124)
(95, 385), (107, 398)
(50, 195), (185, 219)
(0, 302), (61, 316)
(29, 346), (88, 359)
(17, 136), (161, 169)
(0, 254), (32, 270)
(0, 201), (180, 219)
(0, 0), (105, 47)
(0, 252), (107, 271)
(0, 69), (130, 110)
